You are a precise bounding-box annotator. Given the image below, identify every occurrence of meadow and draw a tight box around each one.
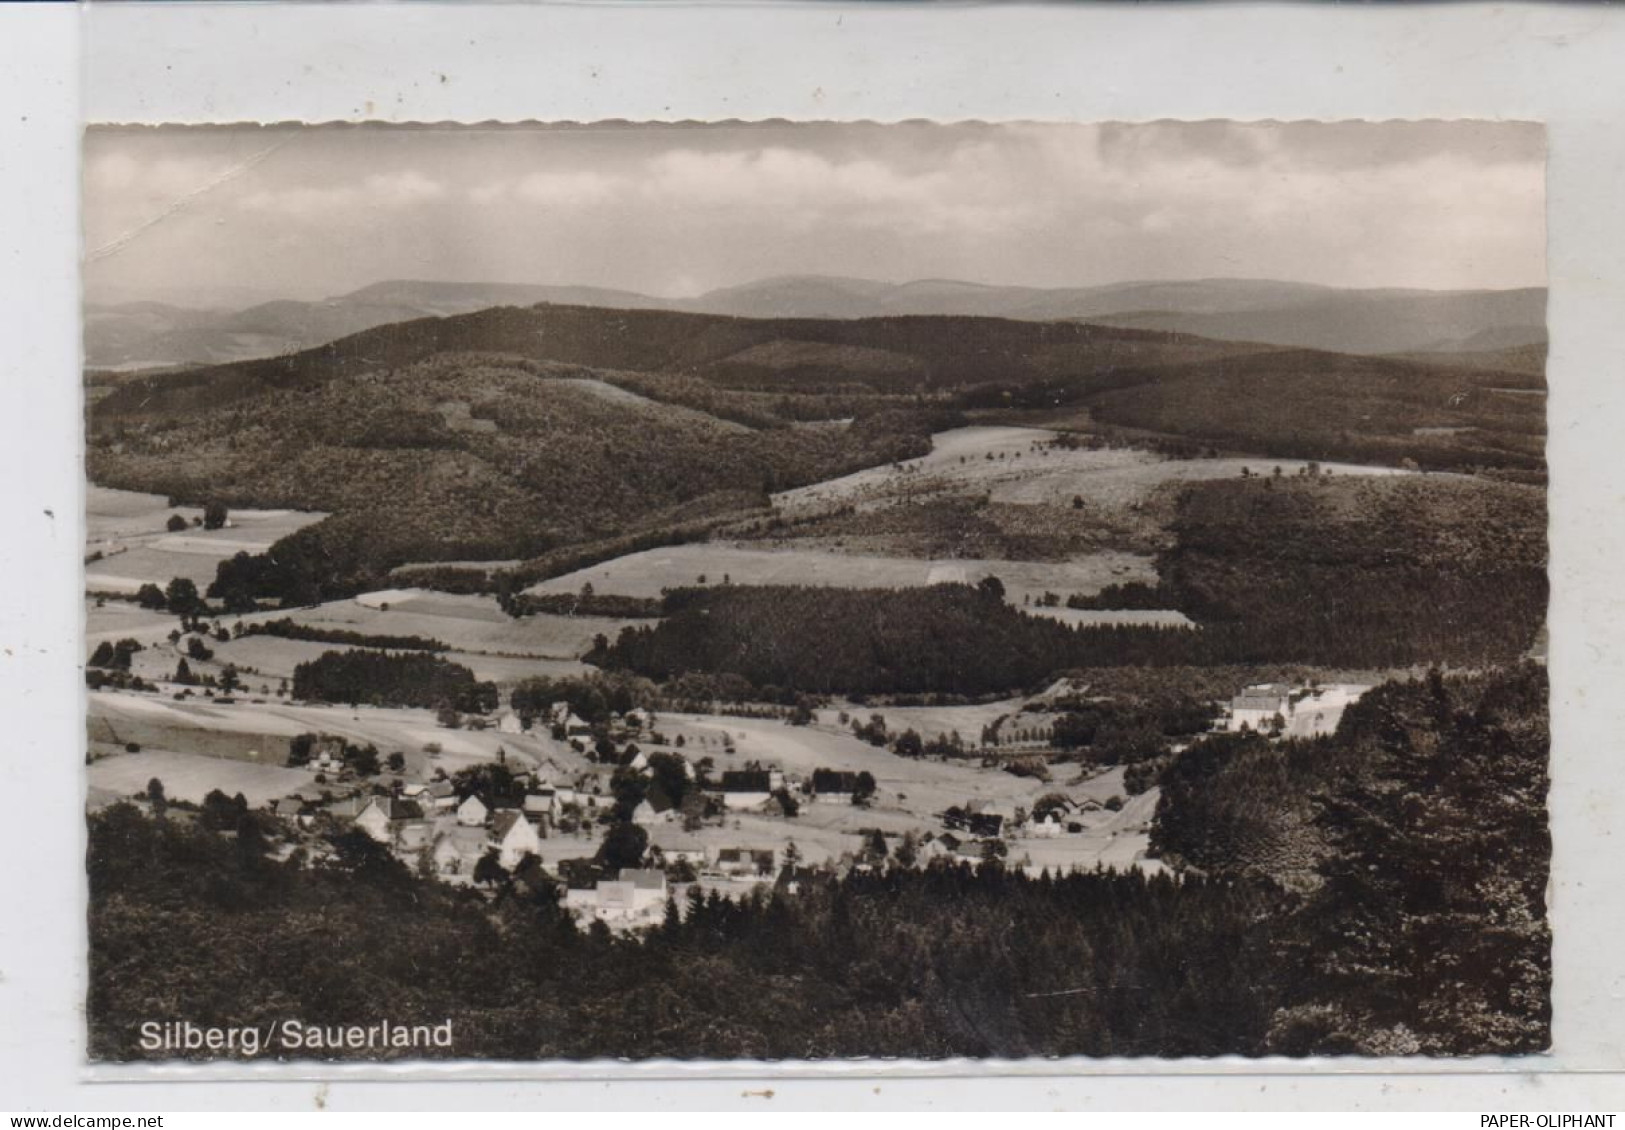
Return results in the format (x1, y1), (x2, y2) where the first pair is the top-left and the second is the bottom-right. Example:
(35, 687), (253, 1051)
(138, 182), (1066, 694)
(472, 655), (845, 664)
(528, 542), (1157, 612)
(85, 485), (325, 593)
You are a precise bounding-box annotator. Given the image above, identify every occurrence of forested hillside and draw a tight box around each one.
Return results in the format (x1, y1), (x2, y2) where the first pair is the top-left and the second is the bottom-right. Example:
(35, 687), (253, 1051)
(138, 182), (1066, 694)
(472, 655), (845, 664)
(1151, 663), (1550, 1054)
(90, 354), (938, 601)
(595, 472), (1547, 695)
(90, 303), (1261, 422)
(1084, 348), (1545, 473)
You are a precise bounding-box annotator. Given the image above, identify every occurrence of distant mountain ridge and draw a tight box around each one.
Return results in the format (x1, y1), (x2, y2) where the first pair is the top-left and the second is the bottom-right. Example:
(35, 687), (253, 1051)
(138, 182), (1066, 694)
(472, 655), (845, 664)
(85, 275), (1547, 370)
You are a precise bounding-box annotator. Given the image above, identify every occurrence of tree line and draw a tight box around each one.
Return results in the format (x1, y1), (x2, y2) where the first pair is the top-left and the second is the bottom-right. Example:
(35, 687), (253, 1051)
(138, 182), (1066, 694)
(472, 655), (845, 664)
(291, 650), (498, 714)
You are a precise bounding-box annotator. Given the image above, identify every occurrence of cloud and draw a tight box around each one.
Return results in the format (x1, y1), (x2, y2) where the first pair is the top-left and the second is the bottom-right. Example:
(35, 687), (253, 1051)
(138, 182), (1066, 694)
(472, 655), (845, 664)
(83, 122), (1547, 302)
(237, 171), (447, 217)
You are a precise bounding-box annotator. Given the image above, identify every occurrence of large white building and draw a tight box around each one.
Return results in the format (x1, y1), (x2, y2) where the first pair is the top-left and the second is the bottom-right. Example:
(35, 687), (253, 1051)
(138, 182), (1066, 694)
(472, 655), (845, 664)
(1224, 682), (1372, 737)
(1226, 683), (1294, 732)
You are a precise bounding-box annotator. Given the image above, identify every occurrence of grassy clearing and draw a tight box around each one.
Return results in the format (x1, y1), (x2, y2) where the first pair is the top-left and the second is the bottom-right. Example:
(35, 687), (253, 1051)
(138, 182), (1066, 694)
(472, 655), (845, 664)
(89, 688), (596, 780)
(85, 485), (325, 592)
(770, 425), (1411, 519)
(527, 543), (1156, 611)
(88, 750), (314, 807)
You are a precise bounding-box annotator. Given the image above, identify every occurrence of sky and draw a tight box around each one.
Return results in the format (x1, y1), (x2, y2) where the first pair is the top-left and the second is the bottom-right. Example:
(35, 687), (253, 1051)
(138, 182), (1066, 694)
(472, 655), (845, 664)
(82, 120), (1547, 307)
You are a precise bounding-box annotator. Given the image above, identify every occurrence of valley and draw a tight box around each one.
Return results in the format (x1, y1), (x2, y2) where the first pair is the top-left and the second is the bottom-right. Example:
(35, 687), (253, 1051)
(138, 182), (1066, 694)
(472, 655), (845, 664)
(83, 293), (1548, 880)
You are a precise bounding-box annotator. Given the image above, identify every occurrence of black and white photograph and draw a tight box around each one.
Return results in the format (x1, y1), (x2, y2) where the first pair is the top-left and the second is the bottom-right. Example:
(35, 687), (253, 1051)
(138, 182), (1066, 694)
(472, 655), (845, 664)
(80, 119), (1550, 1063)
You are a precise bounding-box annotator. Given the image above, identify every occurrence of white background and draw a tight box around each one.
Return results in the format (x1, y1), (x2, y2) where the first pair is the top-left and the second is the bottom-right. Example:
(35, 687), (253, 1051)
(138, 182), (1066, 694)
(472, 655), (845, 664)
(3, 0), (1625, 1112)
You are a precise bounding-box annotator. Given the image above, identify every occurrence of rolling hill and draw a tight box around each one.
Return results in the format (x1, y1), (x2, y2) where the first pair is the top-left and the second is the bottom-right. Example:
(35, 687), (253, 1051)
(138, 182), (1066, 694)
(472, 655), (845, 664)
(83, 280), (669, 370)
(89, 302), (1271, 421)
(85, 275), (1549, 370)
(86, 300), (1545, 606)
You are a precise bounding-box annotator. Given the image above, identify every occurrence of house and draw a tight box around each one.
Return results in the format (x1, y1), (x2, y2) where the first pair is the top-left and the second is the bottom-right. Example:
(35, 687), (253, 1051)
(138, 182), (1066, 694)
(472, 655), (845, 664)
(424, 781), (458, 810)
(456, 794), (489, 827)
(716, 769), (774, 810)
(432, 826), (488, 876)
(632, 780), (678, 826)
(1030, 812), (1064, 838)
(648, 835), (707, 866)
(354, 796), (424, 843)
(1227, 683), (1294, 732)
(560, 869), (666, 924)
(497, 711), (524, 735)
(523, 789), (556, 817)
(396, 819), (435, 852)
(712, 847), (776, 878)
(271, 797), (306, 821)
(618, 868), (668, 911)
(325, 794), (372, 821)
(488, 810), (542, 869)
(401, 782), (427, 799)
(953, 838), (990, 860)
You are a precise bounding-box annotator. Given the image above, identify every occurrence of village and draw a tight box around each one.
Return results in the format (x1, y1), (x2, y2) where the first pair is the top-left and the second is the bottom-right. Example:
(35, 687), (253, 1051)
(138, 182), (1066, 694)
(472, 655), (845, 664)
(90, 645), (1371, 930)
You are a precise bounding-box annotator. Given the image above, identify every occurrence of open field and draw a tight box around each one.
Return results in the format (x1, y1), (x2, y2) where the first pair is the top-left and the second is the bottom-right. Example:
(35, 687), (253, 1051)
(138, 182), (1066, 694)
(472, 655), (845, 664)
(770, 425), (1414, 519)
(87, 688), (596, 782)
(88, 750), (315, 807)
(989, 453), (1413, 510)
(814, 700), (1020, 747)
(87, 589), (623, 675)
(345, 590), (629, 658)
(85, 485), (325, 593)
(661, 712), (1097, 821)
(527, 543), (1157, 610)
(1026, 607), (1196, 628)
(85, 600), (180, 644)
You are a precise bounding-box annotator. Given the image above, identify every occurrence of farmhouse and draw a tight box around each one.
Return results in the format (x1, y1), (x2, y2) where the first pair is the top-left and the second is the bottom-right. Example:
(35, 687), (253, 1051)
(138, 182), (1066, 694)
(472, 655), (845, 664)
(488, 810), (542, 869)
(423, 780), (457, 810)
